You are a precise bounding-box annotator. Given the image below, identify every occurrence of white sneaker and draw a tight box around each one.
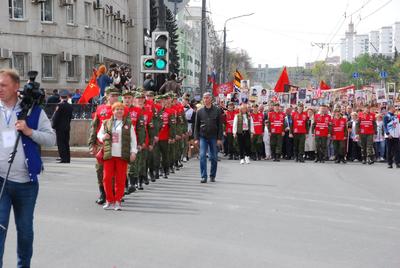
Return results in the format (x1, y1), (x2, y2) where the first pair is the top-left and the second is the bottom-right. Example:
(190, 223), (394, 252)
(245, 156), (250, 164)
(182, 157), (188, 162)
(103, 202), (114, 210)
(114, 202), (122, 211)
(240, 159), (245, 164)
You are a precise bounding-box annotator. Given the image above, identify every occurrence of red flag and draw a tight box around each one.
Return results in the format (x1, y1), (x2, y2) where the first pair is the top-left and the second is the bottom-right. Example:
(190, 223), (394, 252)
(78, 73), (100, 104)
(319, 80), (331, 90)
(213, 82), (234, 96)
(274, 67), (290, 93)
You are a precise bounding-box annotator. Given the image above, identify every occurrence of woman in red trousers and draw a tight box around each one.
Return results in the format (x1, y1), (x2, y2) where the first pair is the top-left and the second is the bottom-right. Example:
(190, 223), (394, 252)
(97, 102), (137, 211)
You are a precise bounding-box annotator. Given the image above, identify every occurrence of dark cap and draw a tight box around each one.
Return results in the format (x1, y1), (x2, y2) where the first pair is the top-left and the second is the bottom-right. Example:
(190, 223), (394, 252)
(105, 85), (120, 95)
(59, 90), (69, 97)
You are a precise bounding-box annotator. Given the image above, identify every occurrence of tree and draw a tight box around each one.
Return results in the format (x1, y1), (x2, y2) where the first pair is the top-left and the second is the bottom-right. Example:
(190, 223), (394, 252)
(166, 8), (180, 75)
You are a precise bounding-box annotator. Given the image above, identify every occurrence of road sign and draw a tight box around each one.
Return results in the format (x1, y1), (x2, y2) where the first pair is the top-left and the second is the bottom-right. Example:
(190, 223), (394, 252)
(352, 72), (359, 79)
(380, 71), (388, 79)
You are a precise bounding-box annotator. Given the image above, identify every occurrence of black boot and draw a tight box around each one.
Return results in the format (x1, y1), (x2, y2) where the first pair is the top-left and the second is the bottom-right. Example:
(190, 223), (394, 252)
(334, 155), (340, 163)
(124, 179), (130, 195)
(362, 157), (367, 164)
(175, 161), (180, 171)
(341, 156), (347, 164)
(96, 186), (106, 205)
(170, 166), (175, 174)
(154, 170), (160, 180)
(128, 176), (137, 193)
(299, 155), (305, 163)
(368, 155), (375, 165)
(149, 170), (156, 182)
(163, 168), (168, 179)
(138, 177), (144, 190)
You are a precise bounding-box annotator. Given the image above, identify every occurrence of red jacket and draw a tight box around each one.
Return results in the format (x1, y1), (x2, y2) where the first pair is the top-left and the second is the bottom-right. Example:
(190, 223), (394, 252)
(331, 117), (347, 141)
(314, 114), (331, 137)
(94, 104), (112, 133)
(268, 111), (285, 134)
(251, 112), (264, 135)
(358, 112), (375, 135)
(292, 111), (308, 134)
(225, 110), (237, 134)
(159, 107), (174, 141)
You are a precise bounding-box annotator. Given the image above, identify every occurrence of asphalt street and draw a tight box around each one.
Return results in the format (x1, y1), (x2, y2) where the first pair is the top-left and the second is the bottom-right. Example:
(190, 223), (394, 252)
(3, 157), (400, 268)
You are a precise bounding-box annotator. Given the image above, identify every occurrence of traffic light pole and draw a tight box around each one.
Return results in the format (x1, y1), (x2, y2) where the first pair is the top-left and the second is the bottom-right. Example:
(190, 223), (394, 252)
(200, 0), (207, 96)
(155, 0), (166, 36)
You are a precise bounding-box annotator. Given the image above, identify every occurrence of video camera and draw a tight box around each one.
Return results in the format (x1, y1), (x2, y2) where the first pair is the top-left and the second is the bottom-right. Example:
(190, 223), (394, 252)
(19, 71), (45, 119)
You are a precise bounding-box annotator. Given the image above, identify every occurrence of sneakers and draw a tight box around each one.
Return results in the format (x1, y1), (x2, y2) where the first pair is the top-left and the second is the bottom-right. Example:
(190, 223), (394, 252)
(103, 202), (114, 210)
(245, 156), (250, 164)
(114, 202), (122, 211)
(240, 159), (245, 165)
(182, 157), (188, 163)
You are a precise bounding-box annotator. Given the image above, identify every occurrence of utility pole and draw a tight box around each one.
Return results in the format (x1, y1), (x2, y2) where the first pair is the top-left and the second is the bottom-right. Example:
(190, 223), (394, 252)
(199, 0), (207, 96)
(155, 0), (166, 32)
(222, 26), (227, 83)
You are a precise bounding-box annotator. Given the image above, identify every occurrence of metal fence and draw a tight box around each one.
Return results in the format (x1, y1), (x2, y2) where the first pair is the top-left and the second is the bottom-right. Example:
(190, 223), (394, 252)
(43, 104), (96, 120)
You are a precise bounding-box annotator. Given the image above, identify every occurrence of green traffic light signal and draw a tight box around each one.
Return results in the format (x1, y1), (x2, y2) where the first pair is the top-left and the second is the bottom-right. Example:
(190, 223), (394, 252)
(156, 47), (167, 57)
(144, 59), (155, 69)
(156, 59), (167, 70)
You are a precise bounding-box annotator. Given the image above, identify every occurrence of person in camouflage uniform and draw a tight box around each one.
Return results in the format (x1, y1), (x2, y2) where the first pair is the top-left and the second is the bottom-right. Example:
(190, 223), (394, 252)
(171, 93), (188, 171)
(88, 86), (120, 205)
(145, 91), (161, 182)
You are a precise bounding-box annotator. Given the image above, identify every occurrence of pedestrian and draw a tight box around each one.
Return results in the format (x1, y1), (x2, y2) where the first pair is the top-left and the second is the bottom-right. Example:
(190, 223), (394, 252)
(331, 109), (347, 163)
(88, 86), (120, 205)
(194, 92), (223, 183)
(143, 74), (156, 91)
(97, 102), (137, 210)
(52, 90), (73, 163)
(97, 65), (113, 101)
(357, 104), (377, 164)
(233, 103), (255, 164)
(313, 105), (331, 163)
(46, 89), (60, 104)
(0, 69), (56, 267)
(268, 103), (285, 161)
(283, 107), (294, 160)
(305, 108), (316, 160)
(291, 103), (308, 162)
(250, 103), (264, 160)
(71, 89), (81, 104)
(383, 105), (400, 168)
(374, 113), (386, 162)
(224, 102), (238, 160)
(182, 95), (194, 162)
(159, 73), (181, 96)
(348, 112), (362, 162)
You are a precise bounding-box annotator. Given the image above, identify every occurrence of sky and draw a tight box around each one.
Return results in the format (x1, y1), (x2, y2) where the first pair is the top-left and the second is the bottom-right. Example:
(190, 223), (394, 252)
(188, 0), (400, 68)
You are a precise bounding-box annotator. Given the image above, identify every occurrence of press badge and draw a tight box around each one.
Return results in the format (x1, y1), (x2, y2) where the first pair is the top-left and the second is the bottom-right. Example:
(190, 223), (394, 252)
(2, 130), (17, 148)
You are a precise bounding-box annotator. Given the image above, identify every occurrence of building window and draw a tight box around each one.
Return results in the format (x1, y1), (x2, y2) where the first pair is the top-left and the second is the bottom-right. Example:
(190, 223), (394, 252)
(42, 54), (56, 79)
(84, 2), (91, 27)
(41, 0), (53, 22)
(9, 0), (24, 19)
(67, 55), (79, 80)
(85, 56), (94, 81)
(66, 4), (75, 25)
(12, 53), (28, 78)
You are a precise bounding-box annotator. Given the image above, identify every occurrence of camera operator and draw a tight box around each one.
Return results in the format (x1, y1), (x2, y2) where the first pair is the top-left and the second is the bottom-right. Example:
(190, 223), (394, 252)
(0, 69), (55, 267)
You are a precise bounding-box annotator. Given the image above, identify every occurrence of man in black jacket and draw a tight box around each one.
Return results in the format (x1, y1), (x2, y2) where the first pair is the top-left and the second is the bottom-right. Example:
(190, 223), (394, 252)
(194, 92), (223, 183)
(52, 90), (73, 163)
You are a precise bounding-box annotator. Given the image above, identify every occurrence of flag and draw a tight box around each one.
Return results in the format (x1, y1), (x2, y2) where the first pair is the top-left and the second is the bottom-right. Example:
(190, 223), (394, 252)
(274, 67), (290, 93)
(213, 81), (234, 97)
(315, 87), (322, 99)
(234, 69), (243, 91)
(319, 80), (331, 90)
(78, 72), (100, 104)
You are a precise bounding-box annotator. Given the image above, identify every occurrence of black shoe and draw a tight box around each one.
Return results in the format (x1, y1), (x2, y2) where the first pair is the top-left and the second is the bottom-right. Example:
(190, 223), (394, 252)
(396, 164), (400, 168)
(138, 183), (144, 190)
(341, 157), (347, 164)
(314, 158), (319, 163)
(368, 157), (375, 165)
(170, 167), (175, 174)
(57, 160), (70, 163)
(124, 187), (130, 195)
(388, 164), (393, 169)
(234, 156), (239, 160)
(210, 177), (216, 182)
(335, 159), (340, 164)
(178, 161), (183, 168)
(154, 172), (160, 180)
(362, 159), (367, 164)
(228, 155), (233, 160)
(96, 186), (106, 205)
(163, 169), (168, 179)
(200, 178), (207, 183)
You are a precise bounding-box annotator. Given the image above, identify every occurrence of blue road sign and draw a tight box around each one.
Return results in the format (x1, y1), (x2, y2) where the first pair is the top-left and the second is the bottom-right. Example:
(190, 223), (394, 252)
(352, 72), (359, 79)
(380, 71), (388, 79)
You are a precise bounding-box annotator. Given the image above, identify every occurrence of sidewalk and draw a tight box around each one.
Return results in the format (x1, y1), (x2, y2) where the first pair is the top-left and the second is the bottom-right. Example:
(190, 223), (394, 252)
(42, 146), (91, 158)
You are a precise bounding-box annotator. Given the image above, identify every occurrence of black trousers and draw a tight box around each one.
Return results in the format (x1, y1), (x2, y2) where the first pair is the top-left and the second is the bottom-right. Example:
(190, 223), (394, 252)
(237, 131), (251, 159)
(386, 138), (400, 165)
(282, 132), (294, 159)
(56, 128), (70, 162)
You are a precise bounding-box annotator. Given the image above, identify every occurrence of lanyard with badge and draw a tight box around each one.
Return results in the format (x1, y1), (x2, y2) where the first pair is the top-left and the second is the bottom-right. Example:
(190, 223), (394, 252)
(2, 105), (17, 149)
(112, 120), (122, 143)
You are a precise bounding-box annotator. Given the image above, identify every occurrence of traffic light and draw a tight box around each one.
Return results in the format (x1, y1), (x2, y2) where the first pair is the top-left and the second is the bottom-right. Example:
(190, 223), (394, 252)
(140, 31), (169, 73)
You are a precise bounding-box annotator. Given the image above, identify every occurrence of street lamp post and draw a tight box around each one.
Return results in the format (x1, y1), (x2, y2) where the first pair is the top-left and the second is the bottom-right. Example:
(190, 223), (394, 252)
(222, 13), (254, 83)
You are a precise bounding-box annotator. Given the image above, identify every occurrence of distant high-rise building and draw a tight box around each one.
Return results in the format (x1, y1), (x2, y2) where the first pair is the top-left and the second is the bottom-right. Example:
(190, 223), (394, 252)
(394, 22), (400, 53)
(369, 31), (380, 55)
(354, 34), (369, 58)
(380, 26), (393, 57)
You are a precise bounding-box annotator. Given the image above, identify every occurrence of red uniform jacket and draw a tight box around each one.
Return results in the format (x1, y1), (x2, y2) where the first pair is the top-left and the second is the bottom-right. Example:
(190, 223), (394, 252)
(314, 114), (331, 137)
(292, 111), (308, 134)
(225, 110), (237, 134)
(358, 112), (375, 135)
(331, 117), (347, 141)
(251, 113), (264, 135)
(268, 112), (285, 134)
(159, 107), (174, 141)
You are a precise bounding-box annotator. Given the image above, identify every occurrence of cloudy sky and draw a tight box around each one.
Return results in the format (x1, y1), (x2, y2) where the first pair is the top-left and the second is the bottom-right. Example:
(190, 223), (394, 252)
(188, 0), (400, 68)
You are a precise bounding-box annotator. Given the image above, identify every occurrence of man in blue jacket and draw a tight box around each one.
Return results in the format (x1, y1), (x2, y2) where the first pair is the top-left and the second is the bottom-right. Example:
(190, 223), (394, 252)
(0, 69), (55, 267)
(383, 105), (400, 168)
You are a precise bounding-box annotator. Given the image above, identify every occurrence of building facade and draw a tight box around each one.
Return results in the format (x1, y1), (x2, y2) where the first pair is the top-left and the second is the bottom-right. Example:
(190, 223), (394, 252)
(354, 34), (369, 58)
(379, 26), (393, 57)
(0, 0), (149, 91)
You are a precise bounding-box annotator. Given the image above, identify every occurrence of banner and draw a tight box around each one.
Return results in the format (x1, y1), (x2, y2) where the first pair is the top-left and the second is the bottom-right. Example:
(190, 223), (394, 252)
(212, 81), (234, 97)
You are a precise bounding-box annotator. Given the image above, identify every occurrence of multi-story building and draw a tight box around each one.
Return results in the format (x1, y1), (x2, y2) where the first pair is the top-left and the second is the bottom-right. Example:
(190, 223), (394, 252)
(354, 34), (369, 58)
(0, 0), (149, 91)
(393, 22), (400, 52)
(248, 64), (269, 87)
(340, 21), (356, 62)
(369, 31), (380, 55)
(379, 26), (393, 57)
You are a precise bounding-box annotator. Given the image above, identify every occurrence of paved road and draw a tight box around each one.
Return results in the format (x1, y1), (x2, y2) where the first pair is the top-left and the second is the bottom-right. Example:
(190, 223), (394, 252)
(3, 157), (400, 268)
